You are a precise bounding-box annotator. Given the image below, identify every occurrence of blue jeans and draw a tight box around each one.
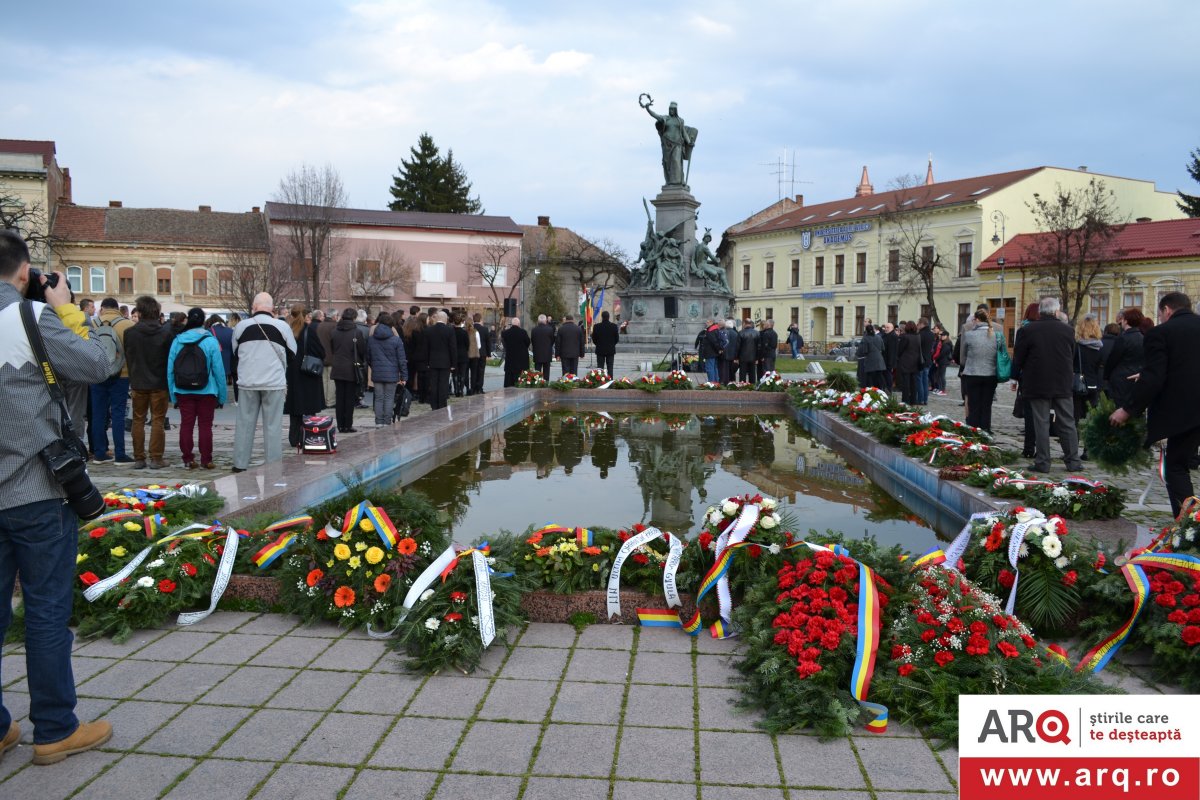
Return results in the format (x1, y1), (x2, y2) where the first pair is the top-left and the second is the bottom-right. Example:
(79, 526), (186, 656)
(790, 343), (800, 358)
(704, 357), (719, 383)
(89, 376), (129, 458)
(0, 498), (80, 744)
(916, 367), (930, 404)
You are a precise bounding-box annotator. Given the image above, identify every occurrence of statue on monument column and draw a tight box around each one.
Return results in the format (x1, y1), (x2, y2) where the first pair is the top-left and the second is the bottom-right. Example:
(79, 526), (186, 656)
(639, 93), (697, 186)
(691, 228), (731, 293)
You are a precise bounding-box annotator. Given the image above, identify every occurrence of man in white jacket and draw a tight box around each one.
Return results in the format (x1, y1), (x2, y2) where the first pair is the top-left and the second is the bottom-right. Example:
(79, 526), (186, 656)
(230, 293), (296, 472)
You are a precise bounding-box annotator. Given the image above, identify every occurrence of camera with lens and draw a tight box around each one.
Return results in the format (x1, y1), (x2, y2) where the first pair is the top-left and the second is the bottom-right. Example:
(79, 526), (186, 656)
(41, 438), (105, 520)
(24, 267), (61, 303)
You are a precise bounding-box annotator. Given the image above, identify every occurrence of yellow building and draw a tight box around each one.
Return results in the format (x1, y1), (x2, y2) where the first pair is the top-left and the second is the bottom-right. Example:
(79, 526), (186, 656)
(723, 165), (1181, 350)
(0, 139), (71, 268)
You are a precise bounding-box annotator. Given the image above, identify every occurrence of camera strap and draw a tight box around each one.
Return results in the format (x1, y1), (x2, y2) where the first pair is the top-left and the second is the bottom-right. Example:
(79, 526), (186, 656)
(19, 301), (85, 448)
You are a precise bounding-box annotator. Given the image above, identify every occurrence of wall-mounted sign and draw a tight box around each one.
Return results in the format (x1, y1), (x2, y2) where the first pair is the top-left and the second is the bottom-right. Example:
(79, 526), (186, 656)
(805, 221), (872, 247)
(801, 291), (835, 300)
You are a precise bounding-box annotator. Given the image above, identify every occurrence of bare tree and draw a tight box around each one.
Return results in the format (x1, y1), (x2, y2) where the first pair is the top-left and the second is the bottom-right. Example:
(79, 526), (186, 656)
(555, 232), (631, 300)
(349, 242), (415, 317)
(1021, 178), (1126, 322)
(465, 236), (531, 321)
(272, 163), (347, 310)
(0, 185), (59, 266)
(879, 175), (954, 327)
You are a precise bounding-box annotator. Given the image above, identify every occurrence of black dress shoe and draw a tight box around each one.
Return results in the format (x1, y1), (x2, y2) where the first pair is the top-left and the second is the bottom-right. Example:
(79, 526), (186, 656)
(343, 427), (357, 433)
(232, 467), (246, 473)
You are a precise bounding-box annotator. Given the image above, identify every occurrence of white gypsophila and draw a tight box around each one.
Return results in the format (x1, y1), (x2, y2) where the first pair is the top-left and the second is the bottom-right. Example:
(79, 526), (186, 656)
(420, 589), (435, 602)
(425, 618), (440, 632)
(288, 555), (303, 567)
(760, 497), (777, 512)
(147, 559), (165, 569)
(486, 557), (496, 565)
(1018, 543), (1029, 559)
(136, 576), (154, 588)
(721, 500), (739, 516)
(1187, 529), (1196, 542)
(420, 541), (433, 555)
(760, 514), (778, 530)
(768, 543), (781, 555)
(471, 616), (479, 627)
(444, 634), (460, 646)
(1052, 486), (1071, 499)
(706, 510), (723, 526)
(342, 609), (354, 618)
(1041, 534), (1063, 559)
(295, 580), (305, 590)
(1055, 556), (1070, 569)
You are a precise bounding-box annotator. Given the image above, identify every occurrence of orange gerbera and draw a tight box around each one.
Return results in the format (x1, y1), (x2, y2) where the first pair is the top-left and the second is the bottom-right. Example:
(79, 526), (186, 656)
(333, 586), (356, 607)
(526, 531), (544, 545)
(536, 547), (552, 558)
(397, 537), (417, 556)
(306, 568), (324, 587)
(582, 546), (602, 556)
(374, 573), (391, 593)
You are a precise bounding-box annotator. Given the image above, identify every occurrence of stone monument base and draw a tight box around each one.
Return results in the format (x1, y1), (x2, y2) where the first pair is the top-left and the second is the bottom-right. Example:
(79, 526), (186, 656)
(619, 287), (734, 351)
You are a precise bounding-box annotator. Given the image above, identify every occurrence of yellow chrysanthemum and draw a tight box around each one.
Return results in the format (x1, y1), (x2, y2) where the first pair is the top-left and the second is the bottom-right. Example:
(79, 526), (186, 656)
(592, 563), (600, 572)
(326, 559), (335, 568)
(365, 546), (384, 565)
(76, 553), (88, 564)
(354, 541), (368, 552)
(347, 556), (361, 570)
(110, 546), (127, 557)
(333, 543), (351, 560)
(360, 518), (375, 532)
(123, 522), (142, 532)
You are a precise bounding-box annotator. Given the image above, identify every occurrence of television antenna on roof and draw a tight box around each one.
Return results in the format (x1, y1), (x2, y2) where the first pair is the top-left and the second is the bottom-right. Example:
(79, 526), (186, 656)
(761, 149), (813, 200)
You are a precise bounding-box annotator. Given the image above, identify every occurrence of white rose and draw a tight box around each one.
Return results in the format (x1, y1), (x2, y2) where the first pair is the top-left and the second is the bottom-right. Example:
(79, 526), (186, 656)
(706, 510), (723, 527)
(424, 617), (440, 631)
(1015, 510), (1036, 524)
(1054, 556), (1069, 569)
(1014, 482), (1025, 491)
(420, 589), (435, 602)
(768, 543), (781, 555)
(760, 497), (777, 512)
(147, 559), (165, 569)
(721, 500), (739, 516)
(136, 576), (154, 588)
(1025, 524), (1043, 537)
(760, 514), (778, 530)
(1041, 534), (1063, 559)
(1052, 486), (1070, 499)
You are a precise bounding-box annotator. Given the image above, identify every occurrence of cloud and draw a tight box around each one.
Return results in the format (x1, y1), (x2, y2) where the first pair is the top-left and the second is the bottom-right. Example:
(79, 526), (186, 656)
(687, 14), (734, 37)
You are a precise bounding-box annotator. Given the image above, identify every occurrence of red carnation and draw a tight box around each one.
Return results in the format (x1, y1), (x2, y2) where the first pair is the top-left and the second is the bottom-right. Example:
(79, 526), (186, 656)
(1189, 609), (1200, 624)
(969, 621), (988, 635)
(747, 544), (762, 559)
(920, 628), (937, 643)
(993, 614), (1010, 630)
(1182, 626), (1200, 647)
(1156, 594), (1178, 608)
(89, 528), (106, 539)
(997, 641), (1020, 658)
(807, 569), (828, 585)
(1168, 610), (1188, 625)
(933, 650), (955, 668)
(998, 569), (1015, 589)
(897, 663), (915, 677)
(79, 572), (99, 586)
(698, 532), (713, 551)
(632, 553), (649, 565)
(1182, 594), (1200, 608)
(1020, 634), (1036, 649)
(158, 579), (177, 594)
(946, 617), (965, 634)
(1094, 552), (1107, 570)
(181, 563), (197, 577)
(1061, 571), (1078, 587)
(444, 612), (463, 623)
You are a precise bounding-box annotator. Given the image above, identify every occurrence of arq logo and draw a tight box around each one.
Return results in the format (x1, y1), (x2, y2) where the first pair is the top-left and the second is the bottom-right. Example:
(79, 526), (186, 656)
(978, 708), (1071, 745)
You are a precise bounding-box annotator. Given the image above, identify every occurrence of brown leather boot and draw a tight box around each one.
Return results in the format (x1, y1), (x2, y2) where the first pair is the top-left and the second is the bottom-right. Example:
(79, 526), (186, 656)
(32, 720), (112, 765)
(0, 722), (18, 760)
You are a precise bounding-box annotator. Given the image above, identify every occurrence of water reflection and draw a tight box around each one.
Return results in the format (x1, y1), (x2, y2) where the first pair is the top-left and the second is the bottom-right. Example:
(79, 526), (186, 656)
(399, 411), (936, 551)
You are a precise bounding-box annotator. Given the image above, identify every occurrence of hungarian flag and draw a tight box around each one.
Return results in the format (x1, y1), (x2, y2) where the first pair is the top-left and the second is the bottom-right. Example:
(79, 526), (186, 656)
(581, 285), (593, 329)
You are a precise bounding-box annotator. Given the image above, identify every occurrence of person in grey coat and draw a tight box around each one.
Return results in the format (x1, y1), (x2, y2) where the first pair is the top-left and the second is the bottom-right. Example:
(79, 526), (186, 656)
(856, 325), (887, 389)
(959, 310), (999, 432)
(366, 312), (407, 426)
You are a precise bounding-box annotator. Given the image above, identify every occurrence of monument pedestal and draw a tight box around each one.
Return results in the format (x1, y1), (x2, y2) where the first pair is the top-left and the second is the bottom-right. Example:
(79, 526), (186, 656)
(652, 186), (700, 244)
(618, 286), (735, 351)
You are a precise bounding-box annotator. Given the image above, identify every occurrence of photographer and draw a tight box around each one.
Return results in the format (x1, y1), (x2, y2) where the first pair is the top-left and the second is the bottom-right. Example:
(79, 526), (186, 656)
(0, 230), (113, 764)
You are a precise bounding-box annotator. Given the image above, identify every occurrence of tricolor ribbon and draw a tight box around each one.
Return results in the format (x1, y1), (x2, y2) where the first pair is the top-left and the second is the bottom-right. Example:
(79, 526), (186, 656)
(364, 505), (400, 549)
(899, 548), (946, 569)
(342, 500), (370, 534)
(606, 527), (683, 623)
(576, 527), (594, 547)
(262, 514), (313, 533)
(144, 514), (167, 538)
(82, 522), (226, 603)
(81, 509), (143, 530)
(252, 532), (297, 569)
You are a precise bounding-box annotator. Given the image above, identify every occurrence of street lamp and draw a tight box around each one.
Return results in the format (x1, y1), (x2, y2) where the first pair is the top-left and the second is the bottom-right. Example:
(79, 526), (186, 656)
(990, 210), (1008, 324)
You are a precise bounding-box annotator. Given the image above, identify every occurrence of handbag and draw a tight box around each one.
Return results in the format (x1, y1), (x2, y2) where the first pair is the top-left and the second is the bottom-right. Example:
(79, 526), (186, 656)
(300, 329), (324, 376)
(352, 337), (368, 388)
(1072, 349), (1089, 397)
(396, 385), (412, 418)
(1012, 386), (1026, 418)
(994, 330), (1012, 382)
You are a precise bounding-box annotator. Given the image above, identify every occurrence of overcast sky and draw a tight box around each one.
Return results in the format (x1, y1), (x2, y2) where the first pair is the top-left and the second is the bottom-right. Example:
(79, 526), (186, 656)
(9, 1), (1198, 255)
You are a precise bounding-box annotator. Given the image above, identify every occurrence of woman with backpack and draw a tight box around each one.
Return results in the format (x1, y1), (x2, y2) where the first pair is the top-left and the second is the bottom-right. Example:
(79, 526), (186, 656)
(166, 307), (226, 469)
(284, 304), (326, 448)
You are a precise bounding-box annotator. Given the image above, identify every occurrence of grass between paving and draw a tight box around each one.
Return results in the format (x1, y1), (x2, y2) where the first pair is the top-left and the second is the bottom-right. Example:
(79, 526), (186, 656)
(0, 615), (973, 799)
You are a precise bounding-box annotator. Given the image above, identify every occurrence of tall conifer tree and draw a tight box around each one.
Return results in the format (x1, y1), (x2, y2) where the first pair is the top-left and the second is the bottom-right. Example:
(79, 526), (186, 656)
(388, 133), (483, 214)
(1178, 147), (1200, 217)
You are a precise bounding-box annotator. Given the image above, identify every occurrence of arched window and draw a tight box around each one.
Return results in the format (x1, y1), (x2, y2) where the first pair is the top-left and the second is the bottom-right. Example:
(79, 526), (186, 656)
(156, 267), (172, 295)
(66, 266), (83, 293)
(89, 266), (105, 293)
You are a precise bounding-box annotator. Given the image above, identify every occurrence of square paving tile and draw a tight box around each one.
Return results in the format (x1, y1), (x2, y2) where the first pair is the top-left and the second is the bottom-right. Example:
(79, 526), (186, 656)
(177, 610), (257, 632)
(82, 753), (195, 800)
(518, 622), (578, 648)
(565, 648), (631, 683)
(452, 720), (540, 774)
(695, 654), (739, 687)
(138, 704), (251, 756)
(551, 681), (626, 725)
(0, 749), (117, 796)
(73, 628), (167, 658)
(775, 734), (866, 789)
(69, 655), (119, 683)
(214, 708), (323, 761)
(247, 636), (327, 668)
(702, 786), (785, 799)
(77, 659), (175, 699)
(612, 779), (696, 800)
(236, 614), (301, 636)
(638, 628), (695, 653)
(631, 650), (693, 685)
(938, 744), (959, 783)
(289, 620), (346, 639)
(699, 730), (780, 785)
(307, 638), (387, 671)
(251, 762), (355, 800)
(163, 757), (275, 799)
(290, 711), (394, 765)
(698, 687), (762, 731)
(129, 630), (221, 662)
(343, 768), (439, 799)
(616, 725), (696, 782)
(336, 672), (422, 714)
(851, 734), (954, 791)
(524, 776), (610, 800)
(4, 690), (28, 723)
(623, 683), (695, 728)
(136, 662), (237, 703)
(576, 624), (634, 650)
(406, 676), (489, 719)
(369, 716), (467, 769)
(267, 669), (359, 710)
(190, 633), (275, 665)
(1, 655), (27, 687)
(434, 772), (522, 799)
(497, 646), (570, 680)
(479, 678), (557, 722)
(98, 699), (185, 748)
(533, 723), (617, 778)
(200, 665), (297, 707)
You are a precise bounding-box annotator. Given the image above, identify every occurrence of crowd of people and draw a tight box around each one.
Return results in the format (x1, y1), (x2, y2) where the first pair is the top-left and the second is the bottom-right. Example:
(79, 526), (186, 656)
(692, 317), (780, 384)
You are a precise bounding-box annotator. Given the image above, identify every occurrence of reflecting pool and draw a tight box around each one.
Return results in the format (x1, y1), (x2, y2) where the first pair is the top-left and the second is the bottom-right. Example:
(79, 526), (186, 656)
(392, 410), (938, 552)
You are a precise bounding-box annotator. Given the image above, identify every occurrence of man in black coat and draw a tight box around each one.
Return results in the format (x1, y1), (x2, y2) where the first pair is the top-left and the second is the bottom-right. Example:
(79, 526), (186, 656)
(501, 317), (530, 387)
(555, 314), (586, 377)
(1110, 292), (1200, 516)
(916, 317), (936, 403)
(880, 322), (899, 392)
(530, 314), (555, 381)
(1012, 297), (1081, 473)
(424, 311), (458, 410)
(758, 319), (779, 375)
(470, 313), (491, 394)
(737, 319), (760, 383)
(590, 310), (620, 377)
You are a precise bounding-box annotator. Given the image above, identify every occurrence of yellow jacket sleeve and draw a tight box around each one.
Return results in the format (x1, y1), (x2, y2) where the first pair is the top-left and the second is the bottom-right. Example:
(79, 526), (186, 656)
(54, 303), (90, 339)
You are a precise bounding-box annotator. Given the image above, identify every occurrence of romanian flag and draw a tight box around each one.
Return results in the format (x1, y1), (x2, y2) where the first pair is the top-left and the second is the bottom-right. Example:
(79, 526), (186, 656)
(851, 560), (888, 733)
(342, 500), (370, 535)
(365, 505), (400, 550)
(144, 514), (166, 539)
(901, 548), (946, 569)
(253, 532), (297, 569)
(263, 514), (313, 533)
(575, 527), (594, 547)
(636, 608), (682, 628)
